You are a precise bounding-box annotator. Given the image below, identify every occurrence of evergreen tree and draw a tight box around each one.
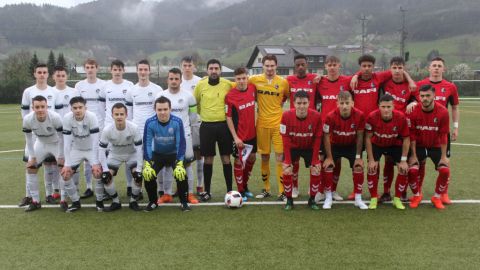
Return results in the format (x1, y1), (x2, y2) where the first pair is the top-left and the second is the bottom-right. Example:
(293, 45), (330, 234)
(29, 52), (39, 79)
(56, 53), (67, 68)
(47, 50), (56, 76)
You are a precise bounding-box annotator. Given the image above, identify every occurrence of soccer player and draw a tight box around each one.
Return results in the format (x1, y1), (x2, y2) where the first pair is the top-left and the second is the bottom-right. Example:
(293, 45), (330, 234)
(286, 54), (318, 199)
(322, 91), (368, 210)
(413, 57), (459, 204)
(142, 96), (190, 212)
(19, 63), (59, 207)
(407, 84), (450, 209)
(22, 96), (80, 212)
(249, 54), (290, 200)
(157, 68), (198, 205)
(75, 58), (106, 198)
(99, 59), (136, 197)
(180, 56), (205, 194)
(280, 91), (323, 210)
(365, 94), (410, 210)
(225, 67), (257, 201)
(60, 96), (101, 212)
(98, 103), (143, 212)
(193, 59), (233, 201)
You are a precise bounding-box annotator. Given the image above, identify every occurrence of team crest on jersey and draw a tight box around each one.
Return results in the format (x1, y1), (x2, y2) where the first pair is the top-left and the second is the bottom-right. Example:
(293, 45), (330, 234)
(191, 86), (195, 90)
(123, 89), (127, 95)
(178, 98), (184, 104)
(441, 88), (446, 93)
(83, 124), (88, 130)
(275, 84), (279, 89)
(64, 95), (69, 100)
(148, 92), (152, 96)
(433, 117), (438, 123)
(47, 127), (52, 131)
(340, 86), (344, 91)
(351, 124), (356, 129)
(401, 90), (406, 95)
(48, 95), (53, 100)
(371, 83), (375, 88)
(126, 135), (132, 141)
(365, 123), (371, 130)
(308, 80), (312, 85)
(96, 89), (100, 93)
(393, 126), (398, 132)
(168, 127), (174, 134)
(308, 124), (312, 131)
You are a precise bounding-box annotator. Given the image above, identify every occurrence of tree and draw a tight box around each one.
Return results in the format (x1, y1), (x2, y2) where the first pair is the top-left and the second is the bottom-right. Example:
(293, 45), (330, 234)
(426, 49), (440, 62)
(29, 52), (39, 79)
(0, 50), (32, 103)
(47, 50), (56, 76)
(161, 56), (169, 66)
(450, 63), (472, 80)
(56, 53), (67, 69)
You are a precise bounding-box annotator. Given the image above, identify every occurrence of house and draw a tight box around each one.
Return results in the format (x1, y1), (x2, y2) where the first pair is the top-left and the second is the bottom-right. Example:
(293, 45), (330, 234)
(246, 45), (331, 76)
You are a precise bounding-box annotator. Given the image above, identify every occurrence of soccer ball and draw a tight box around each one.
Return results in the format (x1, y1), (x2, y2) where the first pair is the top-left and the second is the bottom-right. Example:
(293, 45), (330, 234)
(224, 191), (243, 208)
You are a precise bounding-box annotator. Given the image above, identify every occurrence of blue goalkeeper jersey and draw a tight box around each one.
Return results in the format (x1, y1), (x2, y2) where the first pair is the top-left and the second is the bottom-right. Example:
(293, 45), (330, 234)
(143, 114), (186, 162)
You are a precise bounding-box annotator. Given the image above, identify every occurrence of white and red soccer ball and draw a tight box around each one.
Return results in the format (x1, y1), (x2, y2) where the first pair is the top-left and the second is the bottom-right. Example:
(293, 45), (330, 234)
(224, 191), (243, 208)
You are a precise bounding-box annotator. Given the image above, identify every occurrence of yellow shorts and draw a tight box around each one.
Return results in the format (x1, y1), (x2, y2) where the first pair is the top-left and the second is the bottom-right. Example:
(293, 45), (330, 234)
(257, 126), (283, 154)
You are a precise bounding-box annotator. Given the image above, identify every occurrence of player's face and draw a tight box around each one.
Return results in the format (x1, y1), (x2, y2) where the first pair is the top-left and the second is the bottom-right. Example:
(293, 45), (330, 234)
(155, 102), (171, 123)
(207, 63), (221, 80)
(294, 58), (307, 78)
(419, 90), (435, 108)
(428, 60), (445, 77)
(234, 73), (248, 90)
(359, 61), (374, 76)
(137, 64), (150, 81)
(84, 64), (98, 77)
(112, 107), (127, 125)
(110, 65), (124, 80)
(182, 61), (195, 75)
(34, 67), (48, 83)
(294, 97), (309, 118)
(71, 102), (86, 120)
(263, 60), (277, 77)
(338, 98), (353, 117)
(32, 100), (48, 120)
(379, 101), (394, 120)
(53, 70), (67, 86)
(167, 72), (182, 90)
(390, 63), (404, 80)
(326, 61), (341, 76)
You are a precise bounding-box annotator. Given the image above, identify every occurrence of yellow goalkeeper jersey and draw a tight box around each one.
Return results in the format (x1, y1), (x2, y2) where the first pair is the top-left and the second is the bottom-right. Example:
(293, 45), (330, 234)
(194, 77), (232, 122)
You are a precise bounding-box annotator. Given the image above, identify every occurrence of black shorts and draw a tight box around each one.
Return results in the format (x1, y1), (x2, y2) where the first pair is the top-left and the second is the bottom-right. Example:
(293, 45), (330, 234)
(108, 163), (136, 176)
(151, 152), (177, 173)
(372, 145), (403, 164)
(290, 149), (315, 168)
(416, 147), (446, 169)
(332, 145), (359, 168)
(232, 137), (257, 159)
(200, 121), (233, 157)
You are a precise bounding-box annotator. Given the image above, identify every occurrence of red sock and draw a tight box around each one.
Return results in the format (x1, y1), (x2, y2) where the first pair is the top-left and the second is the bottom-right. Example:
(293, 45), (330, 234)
(408, 167), (420, 195)
(323, 169), (333, 192)
(283, 174), (293, 198)
(332, 160), (341, 191)
(435, 167), (450, 194)
(243, 159), (255, 189)
(383, 159), (394, 193)
(418, 162), (426, 193)
(292, 160), (299, 188)
(353, 171), (364, 194)
(309, 173), (321, 197)
(367, 172), (379, 198)
(394, 173), (407, 198)
(234, 162), (244, 193)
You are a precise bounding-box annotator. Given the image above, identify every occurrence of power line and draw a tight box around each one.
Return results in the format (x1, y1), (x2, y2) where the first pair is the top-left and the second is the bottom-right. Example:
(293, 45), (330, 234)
(359, 14), (368, 55)
(400, 6), (407, 59)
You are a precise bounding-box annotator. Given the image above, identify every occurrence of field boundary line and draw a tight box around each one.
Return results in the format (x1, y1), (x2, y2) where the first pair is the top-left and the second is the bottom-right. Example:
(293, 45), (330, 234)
(0, 149), (23, 154)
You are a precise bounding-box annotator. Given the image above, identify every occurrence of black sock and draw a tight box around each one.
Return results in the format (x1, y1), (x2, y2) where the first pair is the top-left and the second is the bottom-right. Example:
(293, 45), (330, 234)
(144, 179), (158, 204)
(223, 163), (233, 192)
(204, 164), (213, 194)
(176, 180), (188, 204)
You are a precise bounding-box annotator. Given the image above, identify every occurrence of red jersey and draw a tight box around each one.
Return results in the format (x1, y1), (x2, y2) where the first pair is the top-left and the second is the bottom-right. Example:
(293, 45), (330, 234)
(416, 78), (459, 108)
(225, 84), (256, 141)
(353, 71), (391, 116)
(280, 109), (322, 164)
(323, 107), (365, 146)
(382, 79), (413, 112)
(407, 102), (450, 148)
(287, 73), (317, 109)
(365, 110), (409, 147)
(317, 75), (352, 121)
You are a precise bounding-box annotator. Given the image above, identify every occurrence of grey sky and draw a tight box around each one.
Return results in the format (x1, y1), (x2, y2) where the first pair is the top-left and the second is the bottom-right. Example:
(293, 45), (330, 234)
(0, 0), (245, 8)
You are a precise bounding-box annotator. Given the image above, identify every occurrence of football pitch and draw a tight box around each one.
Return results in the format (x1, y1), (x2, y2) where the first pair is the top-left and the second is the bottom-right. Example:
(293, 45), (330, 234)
(1, 102), (479, 269)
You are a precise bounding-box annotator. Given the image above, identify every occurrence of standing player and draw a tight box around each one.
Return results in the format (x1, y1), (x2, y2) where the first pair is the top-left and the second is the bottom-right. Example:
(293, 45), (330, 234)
(280, 91), (323, 210)
(193, 59), (233, 201)
(22, 96), (80, 212)
(99, 59), (135, 197)
(19, 63), (59, 207)
(75, 58), (106, 198)
(157, 68), (198, 205)
(365, 94), (410, 210)
(322, 91), (368, 210)
(249, 54), (290, 200)
(225, 67), (257, 201)
(407, 84), (450, 209)
(142, 96), (190, 212)
(286, 54), (318, 199)
(180, 56), (204, 194)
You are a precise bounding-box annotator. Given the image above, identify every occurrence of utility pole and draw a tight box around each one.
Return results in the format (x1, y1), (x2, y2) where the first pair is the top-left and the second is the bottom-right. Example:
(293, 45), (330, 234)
(400, 6), (407, 59)
(360, 14), (368, 55)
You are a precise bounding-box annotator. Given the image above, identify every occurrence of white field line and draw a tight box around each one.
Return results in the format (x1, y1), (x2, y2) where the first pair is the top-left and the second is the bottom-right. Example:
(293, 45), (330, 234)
(0, 149), (23, 154)
(451, 143), (480, 147)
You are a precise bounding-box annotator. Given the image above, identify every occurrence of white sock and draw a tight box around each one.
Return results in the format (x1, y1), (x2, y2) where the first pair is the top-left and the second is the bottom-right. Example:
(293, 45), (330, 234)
(59, 178), (66, 201)
(164, 167), (173, 195)
(72, 172), (80, 190)
(52, 166), (60, 191)
(43, 165), (55, 196)
(27, 173), (40, 203)
(157, 168), (164, 193)
(187, 165), (194, 193)
(130, 184), (141, 202)
(95, 180), (104, 201)
(25, 172), (30, 197)
(197, 158), (204, 187)
(64, 179), (80, 202)
(125, 166), (132, 188)
(84, 162), (93, 189)
(105, 182), (119, 203)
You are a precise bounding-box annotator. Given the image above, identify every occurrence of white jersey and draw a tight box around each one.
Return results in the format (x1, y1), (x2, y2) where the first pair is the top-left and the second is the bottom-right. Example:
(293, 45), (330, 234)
(22, 110), (63, 144)
(99, 121), (142, 157)
(55, 86), (80, 117)
(181, 75), (202, 95)
(125, 82), (163, 135)
(21, 85), (59, 118)
(99, 79), (134, 126)
(156, 89), (196, 134)
(63, 111), (100, 151)
(75, 78), (106, 129)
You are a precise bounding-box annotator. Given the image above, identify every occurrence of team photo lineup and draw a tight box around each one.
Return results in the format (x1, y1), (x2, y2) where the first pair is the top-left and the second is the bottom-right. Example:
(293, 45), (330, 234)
(19, 52), (459, 213)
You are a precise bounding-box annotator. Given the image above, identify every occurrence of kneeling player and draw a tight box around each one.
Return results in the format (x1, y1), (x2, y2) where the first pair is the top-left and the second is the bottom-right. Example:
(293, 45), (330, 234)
(22, 95), (81, 212)
(407, 84), (450, 209)
(323, 91), (368, 209)
(280, 91), (323, 210)
(365, 94), (410, 210)
(98, 103), (143, 212)
(142, 96), (190, 212)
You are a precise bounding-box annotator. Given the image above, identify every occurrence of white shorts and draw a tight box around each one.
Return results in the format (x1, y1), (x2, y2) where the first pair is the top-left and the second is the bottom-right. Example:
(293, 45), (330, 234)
(107, 153), (137, 175)
(68, 149), (96, 171)
(31, 142), (61, 167)
(185, 132), (194, 163)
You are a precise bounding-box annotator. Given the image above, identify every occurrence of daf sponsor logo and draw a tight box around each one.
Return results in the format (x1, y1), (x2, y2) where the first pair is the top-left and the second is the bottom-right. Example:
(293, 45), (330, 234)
(257, 90), (280, 96)
(435, 96), (447, 101)
(48, 95), (53, 99)
(353, 88), (377, 94)
(388, 93), (406, 103)
(416, 125), (439, 131)
(374, 131), (397, 138)
(239, 101), (255, 110)
(288, 132), (313, 137)
(322, 95), (337, 100)
(333, 130), (356, 136)
(291, 87), (313, 93)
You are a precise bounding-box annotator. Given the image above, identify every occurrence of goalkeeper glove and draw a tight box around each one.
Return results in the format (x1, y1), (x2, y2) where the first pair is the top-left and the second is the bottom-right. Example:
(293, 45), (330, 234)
(132, 171), (143, 185)
(173, 160), (186, 181)
(101, 171), (112, 185)
(142, 160), (156, 182)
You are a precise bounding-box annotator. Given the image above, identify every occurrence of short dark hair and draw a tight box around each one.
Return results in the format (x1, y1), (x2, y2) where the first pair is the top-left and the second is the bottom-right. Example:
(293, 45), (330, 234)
(69, 96), (86, 106)
(168, 67), (182, 77)
(390, 56), (405, 66)
(293, 90), (309, 101)
(419, 84), (435, 92)
(111, 59), (125, 69)
(155, 96), (171, 109)
(325, 55), (340, 64)
(234, 67), (248, 76)
(206, 59), (221, 69)
(358, 54), (376, 65)
(34, 63), (48, 72)
(137, 59), (150, 69)
(430, 56), (445, 64)
(338, 90), (353, 101)
(294, 54), (307, 62)
(181, 56), (194, 63)
(111, 102), (127, 113)
(32, 95), (47, 103)
(262, 54), (277, 65)
(379, 94), (394, 103)
(54, 65), (67, 74)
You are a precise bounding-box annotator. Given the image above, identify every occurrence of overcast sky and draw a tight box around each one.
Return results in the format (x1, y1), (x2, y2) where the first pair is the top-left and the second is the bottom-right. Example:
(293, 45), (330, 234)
(0, 0), (244, 8)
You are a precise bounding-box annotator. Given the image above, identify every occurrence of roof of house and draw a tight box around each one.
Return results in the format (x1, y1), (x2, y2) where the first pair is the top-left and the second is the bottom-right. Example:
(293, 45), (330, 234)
(247, 45), (331, 68)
